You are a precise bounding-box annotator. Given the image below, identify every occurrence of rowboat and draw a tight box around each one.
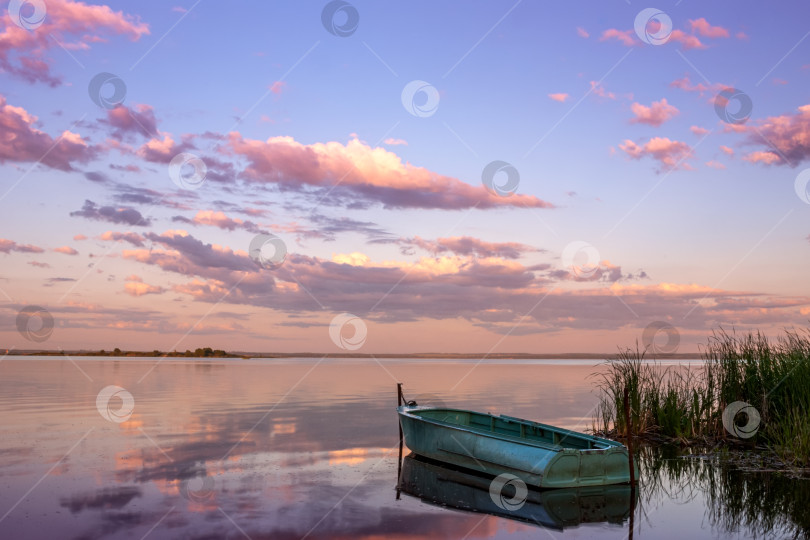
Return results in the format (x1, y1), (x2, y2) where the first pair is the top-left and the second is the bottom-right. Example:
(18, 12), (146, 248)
(397, 404), (638, 488)
(399, 453), (634, 529)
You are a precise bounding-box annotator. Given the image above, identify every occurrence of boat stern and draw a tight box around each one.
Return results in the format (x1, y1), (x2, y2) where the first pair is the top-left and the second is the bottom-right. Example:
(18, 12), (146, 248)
(541, 446), (639, 488)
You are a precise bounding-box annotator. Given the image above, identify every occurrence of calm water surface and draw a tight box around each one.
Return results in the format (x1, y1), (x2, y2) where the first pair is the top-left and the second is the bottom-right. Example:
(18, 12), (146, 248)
(0, 357), (805, 539)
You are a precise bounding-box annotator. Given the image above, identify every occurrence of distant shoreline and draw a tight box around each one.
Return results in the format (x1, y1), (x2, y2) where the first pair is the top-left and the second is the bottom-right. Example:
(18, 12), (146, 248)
(2, 349), (704, 360)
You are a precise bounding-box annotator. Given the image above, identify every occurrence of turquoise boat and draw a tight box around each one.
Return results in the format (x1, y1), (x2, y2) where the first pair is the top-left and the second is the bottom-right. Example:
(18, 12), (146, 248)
(397, 405), (638, 488)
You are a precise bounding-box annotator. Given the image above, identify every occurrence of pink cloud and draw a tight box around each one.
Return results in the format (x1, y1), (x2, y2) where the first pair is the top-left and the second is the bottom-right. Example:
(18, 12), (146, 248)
(48, 0), (149, 38)
(172, 210), (264, 234)
(127, 109), (536, 206)
(136, 134), (180, 163)
(124, 275), (165, 297)
(600, 19), (727, 51)
(133, 136), (222, 181)
(99, 231), (146, 247)
(548, 93), (569, 103)
(269, 81), (286, 95)
(134, 133), (200, 166)
(600, 29), (636, 47)
(669, 75), (727, 95)
(0, 238), (44, 253)
(396, 236), (540, 259)
(0, 0), (149, 86)
(226, 135), (554, 210)
(668, 29), (706, 50)
(0, 95), (96, 170)
(690, 126), (709, 136)
(28, 261), (51, 268)
(576, 27), (589, 38)
(132, 134), (234, 185)
(383, 138), (408, 146)
(720, 145), (734, 156)
(242, 207), (268, 217)
(73, 234), (87, 241)
(120, 236), (254, 297)
(600, 28), (703, 50)
(722, 123), (748, 134)
(103, 104), (158, 140)
(589, 81), (616, 100)
(629, 98), (679, 127)
(739, 104), (810, 166)
(548, 259), (646, 284)
(705, 160), (726, 169)
(54, 246), (79, 255)
(109, 229), (810, 336)
(736, 31), (749, 40)
(71, 200), (151, 227)
(111, 163), (141, 173)
(619, 137), (694, 171)
(193, 210), (243, 230)
(743, 151), (782, 165)
(688, 18), (730, 39)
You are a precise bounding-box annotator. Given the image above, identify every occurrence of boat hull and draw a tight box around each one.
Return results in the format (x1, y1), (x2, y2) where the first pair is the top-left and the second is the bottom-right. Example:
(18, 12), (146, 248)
(398, 406), (638, 488)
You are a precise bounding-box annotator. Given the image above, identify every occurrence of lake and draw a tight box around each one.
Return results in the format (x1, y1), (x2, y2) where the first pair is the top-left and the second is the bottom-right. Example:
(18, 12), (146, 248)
(0, 357), (805, 539)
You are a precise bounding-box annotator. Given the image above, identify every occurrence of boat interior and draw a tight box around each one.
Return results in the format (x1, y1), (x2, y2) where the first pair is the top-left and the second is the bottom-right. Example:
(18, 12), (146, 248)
(407, 408), (618, 450)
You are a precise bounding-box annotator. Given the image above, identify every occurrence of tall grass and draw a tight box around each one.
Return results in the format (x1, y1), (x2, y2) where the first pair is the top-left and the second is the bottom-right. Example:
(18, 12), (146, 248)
(593, 328), (810, 465)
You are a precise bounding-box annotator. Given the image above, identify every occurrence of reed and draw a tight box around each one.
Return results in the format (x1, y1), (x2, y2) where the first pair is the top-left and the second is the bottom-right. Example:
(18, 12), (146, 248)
(592, 328), (810, 465)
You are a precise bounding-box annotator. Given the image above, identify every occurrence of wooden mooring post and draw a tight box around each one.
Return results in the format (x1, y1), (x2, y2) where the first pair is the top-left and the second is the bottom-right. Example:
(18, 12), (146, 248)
(397, 383), (404, 445)
(396, 383), (404, 499)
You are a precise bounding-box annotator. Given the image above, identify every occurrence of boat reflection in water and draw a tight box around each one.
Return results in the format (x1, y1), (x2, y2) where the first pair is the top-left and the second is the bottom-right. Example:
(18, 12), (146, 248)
(398, 453), (635, 531)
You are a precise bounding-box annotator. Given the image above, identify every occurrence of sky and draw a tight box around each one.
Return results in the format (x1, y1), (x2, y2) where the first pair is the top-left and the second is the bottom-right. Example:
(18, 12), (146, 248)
(1, 0), (810, 354)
